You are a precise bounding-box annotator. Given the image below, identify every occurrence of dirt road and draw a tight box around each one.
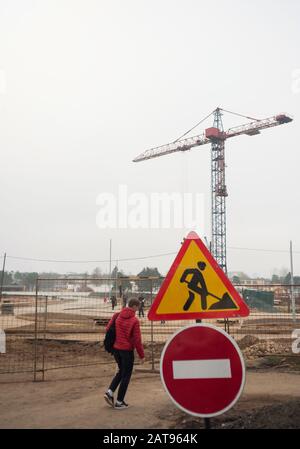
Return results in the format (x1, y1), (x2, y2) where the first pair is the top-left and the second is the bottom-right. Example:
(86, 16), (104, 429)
(0, 363), (300, 429)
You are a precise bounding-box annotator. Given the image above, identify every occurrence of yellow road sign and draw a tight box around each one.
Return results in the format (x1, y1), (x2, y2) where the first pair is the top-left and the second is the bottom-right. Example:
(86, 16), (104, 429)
(148, 231), (250, 320)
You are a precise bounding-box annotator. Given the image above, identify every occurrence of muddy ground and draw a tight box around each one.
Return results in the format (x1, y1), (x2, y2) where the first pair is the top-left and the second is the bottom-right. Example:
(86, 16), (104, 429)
(1, 326), (300, 429)
(0, 355), (300, 429)
(0, 333), (294, 376)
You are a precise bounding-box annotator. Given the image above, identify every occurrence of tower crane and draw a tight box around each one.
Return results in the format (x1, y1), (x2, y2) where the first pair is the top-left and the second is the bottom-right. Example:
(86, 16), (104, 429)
(133, 108), (293, 273)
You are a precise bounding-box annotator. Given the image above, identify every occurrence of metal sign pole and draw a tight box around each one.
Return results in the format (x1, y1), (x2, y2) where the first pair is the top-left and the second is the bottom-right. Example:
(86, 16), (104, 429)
(195, 318), (212, 429)
(204, 418), (211, 429)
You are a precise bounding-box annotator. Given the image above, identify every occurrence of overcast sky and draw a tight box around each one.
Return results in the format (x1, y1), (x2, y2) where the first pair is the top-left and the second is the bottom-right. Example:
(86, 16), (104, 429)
(0, 0), (299, 278)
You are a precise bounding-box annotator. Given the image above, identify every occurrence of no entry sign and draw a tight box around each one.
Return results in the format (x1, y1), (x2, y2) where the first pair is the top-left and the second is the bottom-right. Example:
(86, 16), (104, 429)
(160, 324), (246, 418)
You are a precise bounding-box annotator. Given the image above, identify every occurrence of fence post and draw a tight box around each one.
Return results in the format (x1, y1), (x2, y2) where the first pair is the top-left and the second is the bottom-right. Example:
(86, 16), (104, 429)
(225, 318), (230, 334)
(290, 241), (296, 322)
(150, 279), (155, 372)
(33, 277), (39, 382)
(42, 294), (48, 382)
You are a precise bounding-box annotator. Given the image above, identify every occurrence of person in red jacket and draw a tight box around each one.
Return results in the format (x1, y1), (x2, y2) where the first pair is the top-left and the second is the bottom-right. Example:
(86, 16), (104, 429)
(104, 298), (145, 409)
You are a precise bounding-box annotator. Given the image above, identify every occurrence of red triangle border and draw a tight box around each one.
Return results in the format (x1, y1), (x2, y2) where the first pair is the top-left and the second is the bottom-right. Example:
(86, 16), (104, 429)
(148, 232), (250, 321)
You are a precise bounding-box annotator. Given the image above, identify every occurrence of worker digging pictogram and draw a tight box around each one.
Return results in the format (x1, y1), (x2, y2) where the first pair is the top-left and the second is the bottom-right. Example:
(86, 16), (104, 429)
(148, 231), (250, 321)
(180, 261), (237, 312)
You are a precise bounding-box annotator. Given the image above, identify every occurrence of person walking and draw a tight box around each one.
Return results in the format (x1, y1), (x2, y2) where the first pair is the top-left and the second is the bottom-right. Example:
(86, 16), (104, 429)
(138, 295), (145, 318)
(122, 295), (128, 308)
(111, 295), (117, 311)
(104, 298), (145, 409)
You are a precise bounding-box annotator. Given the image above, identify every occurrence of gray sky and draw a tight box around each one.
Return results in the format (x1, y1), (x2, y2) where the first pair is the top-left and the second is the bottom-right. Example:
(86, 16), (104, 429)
(0, 0), (299, 278)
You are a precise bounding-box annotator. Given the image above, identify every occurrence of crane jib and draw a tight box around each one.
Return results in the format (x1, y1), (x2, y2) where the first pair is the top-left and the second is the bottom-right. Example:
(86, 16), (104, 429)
(133, 113), (293, 162)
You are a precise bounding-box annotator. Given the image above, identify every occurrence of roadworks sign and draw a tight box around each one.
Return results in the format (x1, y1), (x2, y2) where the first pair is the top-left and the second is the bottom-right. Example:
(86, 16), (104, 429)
(148, 231), (250, 321)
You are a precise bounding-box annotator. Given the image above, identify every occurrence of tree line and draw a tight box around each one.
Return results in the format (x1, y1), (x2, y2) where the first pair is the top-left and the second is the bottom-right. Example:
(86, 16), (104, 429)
(0, 266), (164, 292)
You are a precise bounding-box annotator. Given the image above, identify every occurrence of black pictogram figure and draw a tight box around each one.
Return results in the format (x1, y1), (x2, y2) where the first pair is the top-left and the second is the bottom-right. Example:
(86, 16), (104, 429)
(180, 261), (238, 311)
(180, 262), (209, 311)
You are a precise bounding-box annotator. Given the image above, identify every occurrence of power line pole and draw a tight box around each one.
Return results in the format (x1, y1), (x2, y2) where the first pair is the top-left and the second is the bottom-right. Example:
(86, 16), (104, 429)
(109, 239), (112, 301)
(0, 253), (7, 304)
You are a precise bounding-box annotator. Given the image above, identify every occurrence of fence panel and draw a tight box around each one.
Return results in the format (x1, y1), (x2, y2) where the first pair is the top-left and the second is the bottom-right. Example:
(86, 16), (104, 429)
(0, 291), (39, 375)
(0, 278), (299, 381)
(147, 283), (300, 369)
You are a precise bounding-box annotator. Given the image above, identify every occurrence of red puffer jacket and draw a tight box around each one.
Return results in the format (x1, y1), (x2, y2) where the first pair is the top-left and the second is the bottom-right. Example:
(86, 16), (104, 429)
(106, 307), (144, 359)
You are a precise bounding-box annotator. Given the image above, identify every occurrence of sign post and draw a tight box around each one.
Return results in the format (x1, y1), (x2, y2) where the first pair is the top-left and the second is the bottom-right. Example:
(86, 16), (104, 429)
(148, 231), (249, 426)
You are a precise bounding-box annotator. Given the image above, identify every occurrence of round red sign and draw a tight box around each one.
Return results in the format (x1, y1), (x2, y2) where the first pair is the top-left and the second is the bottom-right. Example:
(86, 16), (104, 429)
(160, 324), (246, 418)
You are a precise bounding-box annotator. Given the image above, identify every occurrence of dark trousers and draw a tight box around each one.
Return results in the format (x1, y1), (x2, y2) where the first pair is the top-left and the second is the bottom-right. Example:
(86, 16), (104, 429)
(109, 349), (134, 402)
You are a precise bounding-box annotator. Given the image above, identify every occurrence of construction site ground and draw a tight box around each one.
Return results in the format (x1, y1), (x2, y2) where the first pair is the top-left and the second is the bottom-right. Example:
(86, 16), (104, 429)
(1, 302), (300, 429)
(0, 355), (300, 429)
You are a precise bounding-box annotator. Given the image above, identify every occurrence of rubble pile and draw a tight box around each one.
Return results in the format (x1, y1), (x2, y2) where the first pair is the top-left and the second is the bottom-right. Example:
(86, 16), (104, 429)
(238, 335), (260, 350)
(240, 337), (291, 359)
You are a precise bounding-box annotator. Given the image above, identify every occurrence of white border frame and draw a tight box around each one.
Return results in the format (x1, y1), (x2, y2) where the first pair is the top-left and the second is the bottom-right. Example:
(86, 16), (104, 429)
(160, 323), (246, 418)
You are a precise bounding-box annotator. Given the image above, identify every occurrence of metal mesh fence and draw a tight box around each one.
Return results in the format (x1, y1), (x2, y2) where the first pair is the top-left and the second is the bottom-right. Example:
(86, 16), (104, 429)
(147, 283), (300, 362)
(0, 292), (37, 375)
(0, 277), (299, 381)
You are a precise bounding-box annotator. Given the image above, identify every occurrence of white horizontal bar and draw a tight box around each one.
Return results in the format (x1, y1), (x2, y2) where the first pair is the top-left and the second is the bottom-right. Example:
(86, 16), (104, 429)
(172, 359), (232, 380)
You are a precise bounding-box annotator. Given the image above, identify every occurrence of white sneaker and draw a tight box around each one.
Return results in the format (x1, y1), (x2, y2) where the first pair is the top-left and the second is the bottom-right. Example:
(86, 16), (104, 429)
(114, 400), (129, 410)
(104, 392), (114, 407)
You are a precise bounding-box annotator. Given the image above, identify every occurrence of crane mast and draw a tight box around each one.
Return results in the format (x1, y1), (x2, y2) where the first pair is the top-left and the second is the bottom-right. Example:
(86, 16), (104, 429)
(133, 108), (293, 273)
(211, 108), (227, 272)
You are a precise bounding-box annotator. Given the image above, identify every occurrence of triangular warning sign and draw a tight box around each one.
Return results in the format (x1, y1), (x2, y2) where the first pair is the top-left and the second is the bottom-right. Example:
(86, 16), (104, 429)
(148, 231), (250, 321)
